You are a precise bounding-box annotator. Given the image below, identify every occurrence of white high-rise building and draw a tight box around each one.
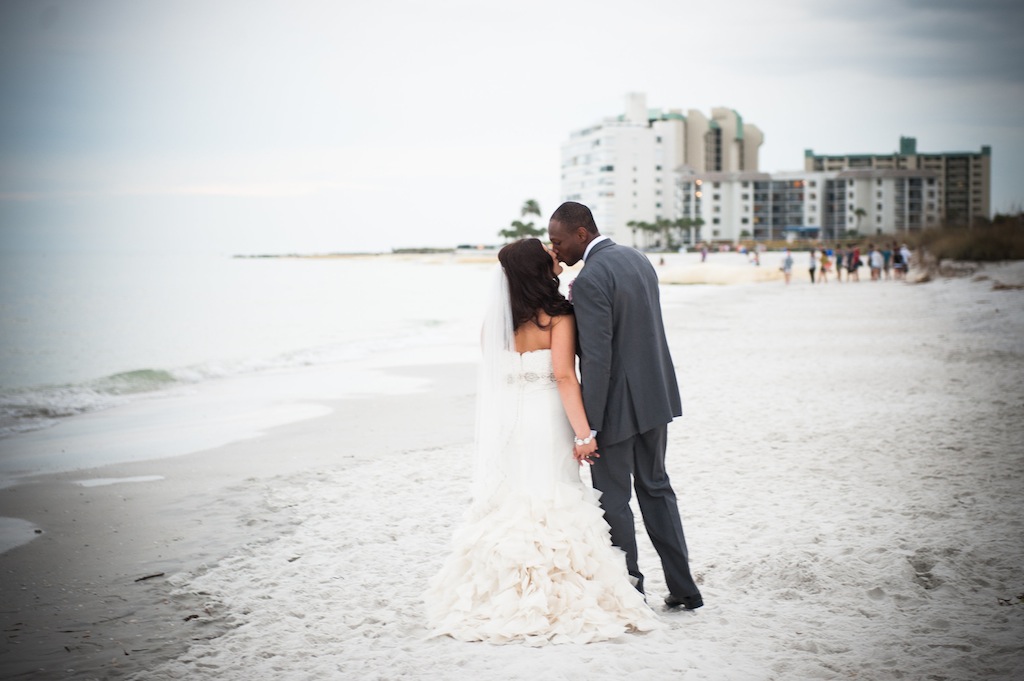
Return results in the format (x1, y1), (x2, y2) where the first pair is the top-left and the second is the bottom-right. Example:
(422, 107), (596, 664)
(560, 93), (763, 245)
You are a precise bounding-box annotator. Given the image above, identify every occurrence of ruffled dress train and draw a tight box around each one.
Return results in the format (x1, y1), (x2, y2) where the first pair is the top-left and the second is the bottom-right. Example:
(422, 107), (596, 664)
(424, 350), (659, 645)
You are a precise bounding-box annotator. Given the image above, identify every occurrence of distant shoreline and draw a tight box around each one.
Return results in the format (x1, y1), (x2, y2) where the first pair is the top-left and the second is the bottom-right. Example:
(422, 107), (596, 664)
(232, 246), (500, 259)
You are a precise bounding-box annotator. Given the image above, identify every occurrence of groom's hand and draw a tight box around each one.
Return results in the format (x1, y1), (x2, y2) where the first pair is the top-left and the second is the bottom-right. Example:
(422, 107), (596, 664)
(574, 440), (600, 465)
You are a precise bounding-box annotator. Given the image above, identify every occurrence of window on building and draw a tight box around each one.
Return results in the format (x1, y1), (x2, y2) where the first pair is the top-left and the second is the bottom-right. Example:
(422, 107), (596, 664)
(741, 217), (749, 224)
(848, 191), (854, 199)
(877, 179), (882, 186)
(713, 194), (720, 200)
(712, 218), (720, 225)
(808, 180), (816, 187)
(809, 192), (817, 200)
(655, 190), (662, 196)
(600, 165), (614, 172)
(876, 191), (882, 198)
(656, 202), (662, 208)
(713, 182), (721, 188)
(655, 165), (662, 171)
(655, 136), (662, 143)
(713, 206), (720, 213)
(741, 181), (749, 188)
(877, 203), (882, 210)
(876, 216), (882, 223)
(741, 193), (749, 200)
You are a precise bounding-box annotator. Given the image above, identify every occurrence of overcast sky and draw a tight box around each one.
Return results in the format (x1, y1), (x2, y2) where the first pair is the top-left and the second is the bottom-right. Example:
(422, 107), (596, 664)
(1, 0), (1021, 253)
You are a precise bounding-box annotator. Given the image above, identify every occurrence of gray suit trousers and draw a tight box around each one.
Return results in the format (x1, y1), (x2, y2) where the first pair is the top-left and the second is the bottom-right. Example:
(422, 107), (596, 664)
(589, 424), (700, 599)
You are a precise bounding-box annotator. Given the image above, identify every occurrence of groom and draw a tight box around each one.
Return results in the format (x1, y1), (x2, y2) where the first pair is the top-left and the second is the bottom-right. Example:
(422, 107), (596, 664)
(548, 201), (703, 611)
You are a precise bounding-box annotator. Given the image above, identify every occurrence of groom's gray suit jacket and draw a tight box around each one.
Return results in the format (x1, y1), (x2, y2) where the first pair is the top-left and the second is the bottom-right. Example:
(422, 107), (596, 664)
(571, 239), (682, 446)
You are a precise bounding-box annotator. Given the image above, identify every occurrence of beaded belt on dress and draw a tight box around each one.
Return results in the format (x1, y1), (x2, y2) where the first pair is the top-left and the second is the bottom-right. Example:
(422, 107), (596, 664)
(506, 371), (557, 384)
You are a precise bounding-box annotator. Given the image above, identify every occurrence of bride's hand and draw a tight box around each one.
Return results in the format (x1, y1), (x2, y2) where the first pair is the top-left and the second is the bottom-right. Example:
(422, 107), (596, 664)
(574, 439), (599, 465)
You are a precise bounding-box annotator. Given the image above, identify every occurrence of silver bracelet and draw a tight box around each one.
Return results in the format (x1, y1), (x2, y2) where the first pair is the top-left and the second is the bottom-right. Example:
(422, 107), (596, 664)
(574, 435), (592, 446)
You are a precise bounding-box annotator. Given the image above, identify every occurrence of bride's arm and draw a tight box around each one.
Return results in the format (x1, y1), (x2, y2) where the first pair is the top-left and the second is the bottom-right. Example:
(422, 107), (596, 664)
(551, 315), (598, 461)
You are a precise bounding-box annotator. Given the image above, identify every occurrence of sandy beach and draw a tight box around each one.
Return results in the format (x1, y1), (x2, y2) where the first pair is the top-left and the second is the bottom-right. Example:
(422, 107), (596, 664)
(2, 255), (1023, 680)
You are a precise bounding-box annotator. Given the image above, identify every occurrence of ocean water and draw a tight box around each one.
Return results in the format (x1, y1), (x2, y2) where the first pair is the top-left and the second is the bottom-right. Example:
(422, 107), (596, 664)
(0, 252), (495, 440)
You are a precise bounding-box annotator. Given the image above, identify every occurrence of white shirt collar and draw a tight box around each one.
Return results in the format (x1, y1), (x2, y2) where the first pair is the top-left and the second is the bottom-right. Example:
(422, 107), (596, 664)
(582, 235), (609, 262)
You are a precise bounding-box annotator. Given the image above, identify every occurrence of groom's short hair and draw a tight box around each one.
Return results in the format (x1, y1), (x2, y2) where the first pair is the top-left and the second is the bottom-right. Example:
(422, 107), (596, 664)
(551, 201), (598, 235)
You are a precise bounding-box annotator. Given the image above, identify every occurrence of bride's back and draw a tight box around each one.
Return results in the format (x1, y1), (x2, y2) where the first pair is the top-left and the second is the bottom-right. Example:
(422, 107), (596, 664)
(514, 312), (559, 353)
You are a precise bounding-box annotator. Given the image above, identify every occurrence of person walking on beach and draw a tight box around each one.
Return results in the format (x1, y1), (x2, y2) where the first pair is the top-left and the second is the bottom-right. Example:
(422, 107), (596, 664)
(425, 238), (659, 644)
(808, 248), (817, 284)
(548, 201), (704, 612)
(819, 248), (831, 284)
(847, 245), (861, 282)
(869, 244), (883, 281)
(781, 249), (794, 285)
(891, 241), (906, 280)
(834, 246), (844, 282)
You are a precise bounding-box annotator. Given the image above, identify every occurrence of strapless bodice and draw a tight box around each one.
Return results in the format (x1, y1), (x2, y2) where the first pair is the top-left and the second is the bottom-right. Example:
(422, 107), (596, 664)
(506, 349), (556, 386)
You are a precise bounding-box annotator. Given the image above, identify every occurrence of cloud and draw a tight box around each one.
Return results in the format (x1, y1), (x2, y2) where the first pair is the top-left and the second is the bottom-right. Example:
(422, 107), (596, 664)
(818, 0), (1024, 83)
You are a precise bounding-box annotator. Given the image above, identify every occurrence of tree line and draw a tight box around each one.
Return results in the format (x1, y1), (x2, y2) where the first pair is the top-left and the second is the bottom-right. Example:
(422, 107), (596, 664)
(625, 217), (705, 251)
(498, 201), (707, 252)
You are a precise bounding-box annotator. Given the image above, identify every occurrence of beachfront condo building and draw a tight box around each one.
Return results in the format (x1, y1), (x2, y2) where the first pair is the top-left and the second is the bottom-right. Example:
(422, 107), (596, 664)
(560, 93), (763, 245)
(677, 167), (943, 244)
(804, 137), (991, 227)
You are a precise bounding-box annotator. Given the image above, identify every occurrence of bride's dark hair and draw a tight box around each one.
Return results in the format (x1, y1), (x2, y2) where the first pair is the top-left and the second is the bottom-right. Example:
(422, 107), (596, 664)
(497, 238), (573, 331)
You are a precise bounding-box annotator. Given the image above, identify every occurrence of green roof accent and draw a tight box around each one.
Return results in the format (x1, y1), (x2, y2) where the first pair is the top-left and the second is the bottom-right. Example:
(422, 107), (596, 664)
(899, 136), (917, 155)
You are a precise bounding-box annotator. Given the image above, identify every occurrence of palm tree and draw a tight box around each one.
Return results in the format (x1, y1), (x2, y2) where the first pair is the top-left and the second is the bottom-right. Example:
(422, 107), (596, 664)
(636, 221), (659, 249)
(673, 217), (693, 247)
(655, 218), (674, 251)
(626, 220), (640, 248)
(854, 208), (867, 232)
(498, 199), (545, 241)
(498, 220), (545, 241)
(692, 217), (705, 244)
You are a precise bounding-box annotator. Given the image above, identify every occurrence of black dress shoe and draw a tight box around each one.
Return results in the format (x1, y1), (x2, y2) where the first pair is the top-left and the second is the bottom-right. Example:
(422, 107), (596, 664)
(664, 593), (703, 610)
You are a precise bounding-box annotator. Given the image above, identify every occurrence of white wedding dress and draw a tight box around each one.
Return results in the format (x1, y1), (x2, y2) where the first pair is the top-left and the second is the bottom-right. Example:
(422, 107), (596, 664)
(424, 349), (660, 645)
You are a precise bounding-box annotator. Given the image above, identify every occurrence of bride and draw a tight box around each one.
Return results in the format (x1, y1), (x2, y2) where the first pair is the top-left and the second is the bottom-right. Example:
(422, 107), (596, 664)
(424, 238), (659, 645)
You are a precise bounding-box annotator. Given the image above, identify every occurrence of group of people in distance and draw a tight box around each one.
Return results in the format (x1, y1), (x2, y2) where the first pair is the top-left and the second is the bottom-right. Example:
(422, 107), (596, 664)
(783, 241), (912, 284)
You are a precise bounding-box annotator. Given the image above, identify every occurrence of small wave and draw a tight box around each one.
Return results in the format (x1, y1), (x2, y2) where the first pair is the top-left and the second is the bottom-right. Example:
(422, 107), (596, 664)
(94, 369), (180, 394)
(0, 368), (190, 438)
(0, 318), (466, 439)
